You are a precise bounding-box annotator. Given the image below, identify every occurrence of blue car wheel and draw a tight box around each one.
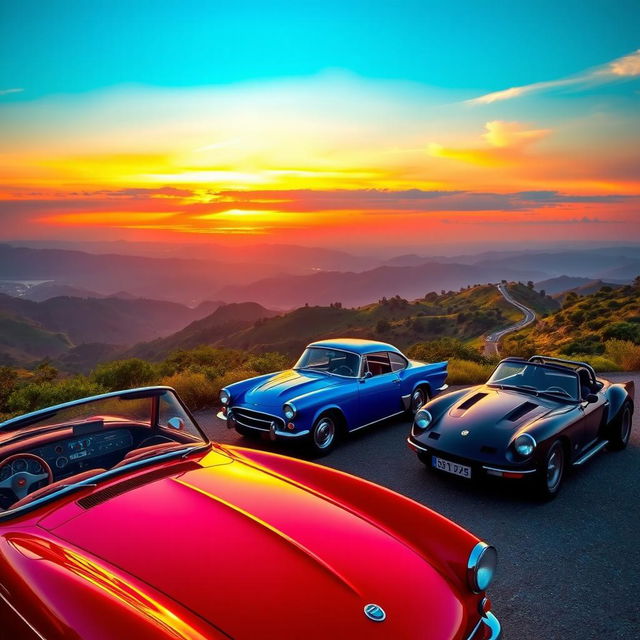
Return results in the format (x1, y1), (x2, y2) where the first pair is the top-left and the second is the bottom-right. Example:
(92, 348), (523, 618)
(310, 415), (337, 456)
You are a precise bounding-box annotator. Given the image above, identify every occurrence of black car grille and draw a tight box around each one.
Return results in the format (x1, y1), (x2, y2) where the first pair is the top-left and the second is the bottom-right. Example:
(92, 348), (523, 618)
(232, 407), (285, 431)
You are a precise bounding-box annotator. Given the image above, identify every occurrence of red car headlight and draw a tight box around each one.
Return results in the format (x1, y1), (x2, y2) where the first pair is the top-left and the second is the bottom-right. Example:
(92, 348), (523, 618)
(467, 542), (497, 593)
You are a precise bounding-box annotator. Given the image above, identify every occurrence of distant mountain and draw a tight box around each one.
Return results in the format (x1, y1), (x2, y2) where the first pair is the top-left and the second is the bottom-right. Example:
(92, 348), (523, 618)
(477, 247), (640, 280)
(216, 262), (549, 309)
(0, 294), (224, 347)
(0, 244), (283, 304)
(130, 302), (278, 360)
(21, 282), (105, 302)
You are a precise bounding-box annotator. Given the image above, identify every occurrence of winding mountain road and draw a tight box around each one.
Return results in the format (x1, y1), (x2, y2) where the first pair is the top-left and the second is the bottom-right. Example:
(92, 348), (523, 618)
(484, 283), (537, 356)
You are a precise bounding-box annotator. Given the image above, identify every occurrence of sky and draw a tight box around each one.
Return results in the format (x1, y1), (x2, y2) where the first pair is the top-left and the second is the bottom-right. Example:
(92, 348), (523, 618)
(0, 0), (639, 252)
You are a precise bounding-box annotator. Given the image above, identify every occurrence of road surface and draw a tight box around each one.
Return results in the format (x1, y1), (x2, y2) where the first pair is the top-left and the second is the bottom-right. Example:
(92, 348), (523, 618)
(197, 371), (640, 640)
(484, 283), (537, 356)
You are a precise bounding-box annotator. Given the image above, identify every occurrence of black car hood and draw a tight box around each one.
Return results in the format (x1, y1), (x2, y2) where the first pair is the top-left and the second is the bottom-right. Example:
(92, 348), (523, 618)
(419, 386), (573, 457)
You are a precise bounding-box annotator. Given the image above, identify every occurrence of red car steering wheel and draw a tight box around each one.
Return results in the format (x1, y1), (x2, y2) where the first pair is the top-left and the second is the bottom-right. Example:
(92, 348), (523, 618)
(0, 453), (53, 502)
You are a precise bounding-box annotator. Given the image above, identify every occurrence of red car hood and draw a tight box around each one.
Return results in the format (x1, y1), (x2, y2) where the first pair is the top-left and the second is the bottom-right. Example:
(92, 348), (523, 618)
(47, 457), (467, 639)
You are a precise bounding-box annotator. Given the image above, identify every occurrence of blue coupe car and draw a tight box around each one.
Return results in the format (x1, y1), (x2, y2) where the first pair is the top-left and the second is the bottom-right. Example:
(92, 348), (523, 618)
(218, 339), (448, 454)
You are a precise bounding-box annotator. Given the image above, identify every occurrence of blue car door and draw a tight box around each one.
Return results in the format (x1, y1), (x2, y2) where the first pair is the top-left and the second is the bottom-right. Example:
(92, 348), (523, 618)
(357, 352), (403, 426)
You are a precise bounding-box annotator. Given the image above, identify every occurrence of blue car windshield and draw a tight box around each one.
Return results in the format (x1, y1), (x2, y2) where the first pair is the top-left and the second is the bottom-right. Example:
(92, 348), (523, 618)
(294, 348), (360, 378)
(488, 362), (579, 401)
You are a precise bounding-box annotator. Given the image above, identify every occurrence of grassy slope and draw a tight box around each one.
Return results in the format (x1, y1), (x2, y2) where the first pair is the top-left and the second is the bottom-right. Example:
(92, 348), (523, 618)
(503, 282), (640, 356)
(216, 285), (553, 357)
(506, 282), (560, 316)
(0, 313), (72, 364)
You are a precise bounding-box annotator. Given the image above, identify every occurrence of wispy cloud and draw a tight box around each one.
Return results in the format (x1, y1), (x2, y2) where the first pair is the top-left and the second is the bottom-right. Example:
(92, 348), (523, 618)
(0, 88), (24, 96)
(468, 49), (640, 105)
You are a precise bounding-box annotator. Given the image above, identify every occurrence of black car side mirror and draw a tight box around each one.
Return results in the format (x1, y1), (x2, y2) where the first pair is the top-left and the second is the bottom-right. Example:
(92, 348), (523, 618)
(586, 394), (599, 404)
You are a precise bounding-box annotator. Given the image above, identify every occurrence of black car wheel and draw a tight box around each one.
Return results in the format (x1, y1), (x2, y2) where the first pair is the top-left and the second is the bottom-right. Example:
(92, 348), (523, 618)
(410, 387), (430, 415)
(534, 440), (565, 500)
(308, 415), (337, 456)
(608, 403), (632, 451)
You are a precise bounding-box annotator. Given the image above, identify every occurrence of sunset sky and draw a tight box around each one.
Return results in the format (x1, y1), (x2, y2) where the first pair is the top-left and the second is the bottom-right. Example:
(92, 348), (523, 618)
(1, 0), (639, 252)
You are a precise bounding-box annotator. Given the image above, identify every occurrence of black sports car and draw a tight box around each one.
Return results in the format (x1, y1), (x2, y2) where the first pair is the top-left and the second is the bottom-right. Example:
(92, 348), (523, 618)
(408, 355), (634, 499)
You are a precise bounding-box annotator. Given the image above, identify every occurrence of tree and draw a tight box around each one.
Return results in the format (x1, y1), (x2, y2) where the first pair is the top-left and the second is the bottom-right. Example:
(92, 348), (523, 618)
(376, 319), (391, 334)
(527, 281), (534, 290)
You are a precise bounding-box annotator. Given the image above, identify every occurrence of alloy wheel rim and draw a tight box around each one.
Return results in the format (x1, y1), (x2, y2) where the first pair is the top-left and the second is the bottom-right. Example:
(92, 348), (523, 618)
(546, 445), (564, 491)
(314, 418), (335, 449)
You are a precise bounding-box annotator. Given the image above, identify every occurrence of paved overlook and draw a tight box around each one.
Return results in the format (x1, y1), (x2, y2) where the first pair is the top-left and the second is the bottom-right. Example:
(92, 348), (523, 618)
(484, 283), (537, 356)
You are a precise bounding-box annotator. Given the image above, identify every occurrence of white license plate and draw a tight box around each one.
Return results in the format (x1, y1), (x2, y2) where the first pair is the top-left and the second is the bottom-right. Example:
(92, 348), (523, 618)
(432, 456), (472, 478)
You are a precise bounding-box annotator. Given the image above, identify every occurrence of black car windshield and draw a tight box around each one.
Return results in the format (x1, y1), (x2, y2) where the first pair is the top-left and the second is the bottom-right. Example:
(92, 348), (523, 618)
(294, 347), (360, 377)
(488, 361), (579, 401)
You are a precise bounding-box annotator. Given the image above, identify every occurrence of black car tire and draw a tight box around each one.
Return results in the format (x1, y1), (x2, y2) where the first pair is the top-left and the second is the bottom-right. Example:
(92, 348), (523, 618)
(409, 387), (430, 415)
(608, 402), (632, 451)
(307, 414), (338, 457)
(533, 440), (565, 500)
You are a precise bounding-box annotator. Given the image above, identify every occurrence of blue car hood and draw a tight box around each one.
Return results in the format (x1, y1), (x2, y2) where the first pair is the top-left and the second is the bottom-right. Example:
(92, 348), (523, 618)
(242, 369), (344, 408)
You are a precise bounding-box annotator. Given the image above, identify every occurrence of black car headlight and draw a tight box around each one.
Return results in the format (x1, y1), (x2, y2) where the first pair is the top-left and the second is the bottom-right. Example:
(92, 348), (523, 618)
(219, 389), (230, 406)
(467, 542), (497, 593)
(414, 409), (432, 430)
(283, 403), (296, 420)
(513, 433), (536, 458)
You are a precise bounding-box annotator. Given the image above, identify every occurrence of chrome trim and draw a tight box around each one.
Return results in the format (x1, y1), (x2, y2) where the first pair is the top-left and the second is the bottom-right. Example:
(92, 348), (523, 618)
(216, 411), (227, 420)
(436, 383), (449, 392)
(273, 429), (310, 439)
(482, 465), (536, 475)
(513, 433), (537, 458)
(351, 410), (405, 432)
(573, 440), (609, 466)
(232, 406), (284, 423)
(0, 590), (47, 640)
(234, 416), (270, 432)
(466, 612), (502, 640)
(406, 436), (429, 452)
(401, 393), (411, 411)
(0, 385), (176, 430)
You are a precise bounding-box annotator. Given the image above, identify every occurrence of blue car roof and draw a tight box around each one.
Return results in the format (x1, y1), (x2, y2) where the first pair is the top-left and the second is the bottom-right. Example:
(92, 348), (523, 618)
(307, 338), (402, 355)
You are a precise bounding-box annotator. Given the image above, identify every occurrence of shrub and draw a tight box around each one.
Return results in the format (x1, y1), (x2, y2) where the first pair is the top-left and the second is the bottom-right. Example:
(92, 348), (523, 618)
(160, 346), (245, 377)
(160, 371), (213, 411)
(408, 338), (485, 364)
(446, 359), (494, 385)
(91, 358), (158, 391)
(559, 335), (604, 356)
(602, 322), (640, 344)
(6, 377), (106, 414)
(604, 340), (640, 371)
(577, 356), (621, 372)
(245, 352), (289, 374)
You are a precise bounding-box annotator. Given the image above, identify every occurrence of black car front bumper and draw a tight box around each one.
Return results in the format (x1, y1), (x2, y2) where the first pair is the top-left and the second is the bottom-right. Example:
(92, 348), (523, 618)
(407, 435), (537, 480)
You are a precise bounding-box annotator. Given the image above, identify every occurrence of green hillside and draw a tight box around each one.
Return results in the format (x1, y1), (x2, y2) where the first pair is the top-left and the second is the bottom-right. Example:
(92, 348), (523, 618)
(0, 313), (72, 365)
(146, 284), (555, 358)
(502, 279), (640, 367)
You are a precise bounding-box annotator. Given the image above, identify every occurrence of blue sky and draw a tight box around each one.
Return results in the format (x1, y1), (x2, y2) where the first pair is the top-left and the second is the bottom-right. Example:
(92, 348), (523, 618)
(2, 0), (639, 98)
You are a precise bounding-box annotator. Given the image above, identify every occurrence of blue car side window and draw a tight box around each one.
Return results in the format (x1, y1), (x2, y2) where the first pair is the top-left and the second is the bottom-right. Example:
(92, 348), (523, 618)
(365, 352), (393, 377)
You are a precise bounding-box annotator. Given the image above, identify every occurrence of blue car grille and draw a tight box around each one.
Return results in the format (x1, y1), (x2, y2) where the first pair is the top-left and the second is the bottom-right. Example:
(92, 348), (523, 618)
(233, 407), (285, 432)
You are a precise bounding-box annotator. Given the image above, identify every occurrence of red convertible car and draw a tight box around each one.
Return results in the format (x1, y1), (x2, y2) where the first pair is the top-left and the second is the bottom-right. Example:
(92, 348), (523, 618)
(0, 387), (500, 639)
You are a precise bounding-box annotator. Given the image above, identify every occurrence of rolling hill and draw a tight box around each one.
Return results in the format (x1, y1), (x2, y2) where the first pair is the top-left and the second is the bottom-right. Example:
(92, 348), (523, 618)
(502, 279), (640, 359)
(130, 283), (554, 360)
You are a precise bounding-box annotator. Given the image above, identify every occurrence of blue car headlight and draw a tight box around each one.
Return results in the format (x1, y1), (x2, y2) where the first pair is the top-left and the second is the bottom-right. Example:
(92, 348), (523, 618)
(283, 403), (296, 421)
(513, 433), (536, 458)
(219, 389), (230, 406)
(414, 409), (432, 430)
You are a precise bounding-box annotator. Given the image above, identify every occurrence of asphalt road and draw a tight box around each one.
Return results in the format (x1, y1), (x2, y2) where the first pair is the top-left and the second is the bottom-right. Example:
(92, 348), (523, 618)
(197, 371), (640, 640)
(484, 284), (537, 357)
